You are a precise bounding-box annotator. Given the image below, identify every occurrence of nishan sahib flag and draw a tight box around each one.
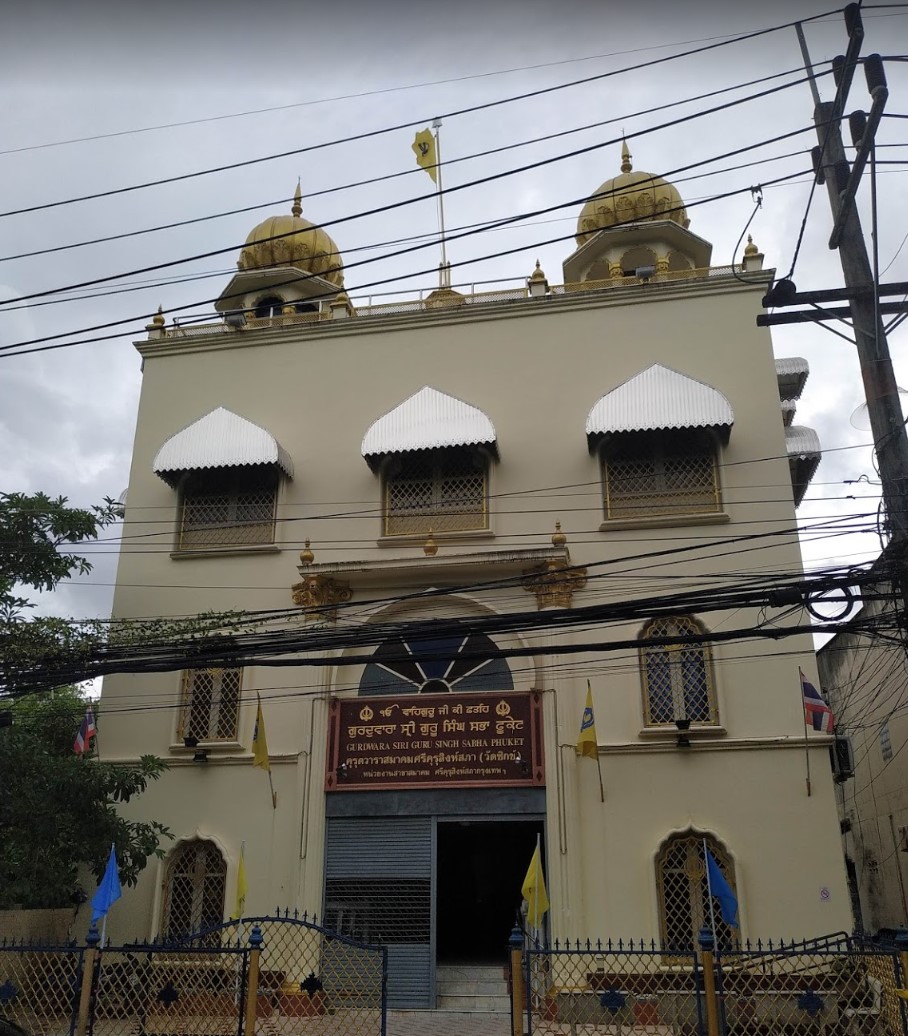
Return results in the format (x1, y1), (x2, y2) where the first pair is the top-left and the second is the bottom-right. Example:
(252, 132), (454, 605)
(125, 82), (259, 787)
(521, 843), (550, 928)
(412, 128), (438, 183)
(577, 681), (598, 759)
(252, 697), (271, 772)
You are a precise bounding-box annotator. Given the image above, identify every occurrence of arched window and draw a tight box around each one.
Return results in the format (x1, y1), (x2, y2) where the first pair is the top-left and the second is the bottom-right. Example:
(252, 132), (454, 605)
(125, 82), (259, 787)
(602, 430), (720, 521)
(253, 295), (285, 318)
(383, 447), (489, 536)
(161, 839), (226, 942)
(640, 616), (718, 726)
(360, 628), (513, 696)
(656, 832), (737, 950)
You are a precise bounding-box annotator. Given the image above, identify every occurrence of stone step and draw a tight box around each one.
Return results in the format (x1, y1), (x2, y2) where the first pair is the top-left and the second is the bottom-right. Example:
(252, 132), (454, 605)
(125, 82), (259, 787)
(436, 965), (508, 983)
(436, 978), (509, 996)
(436, 993), (511, 1014)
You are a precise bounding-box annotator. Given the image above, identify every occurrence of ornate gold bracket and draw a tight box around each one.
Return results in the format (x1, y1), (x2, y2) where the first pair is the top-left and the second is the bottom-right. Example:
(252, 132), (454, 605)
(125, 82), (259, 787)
(291, 575), (352, 621)
(522, 559), (587, 610)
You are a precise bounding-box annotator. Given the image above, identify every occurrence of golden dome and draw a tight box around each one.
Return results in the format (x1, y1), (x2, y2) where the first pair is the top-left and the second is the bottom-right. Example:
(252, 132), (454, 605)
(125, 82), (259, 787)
(237, 184), (344, 288)
(576, 142), (690, 246)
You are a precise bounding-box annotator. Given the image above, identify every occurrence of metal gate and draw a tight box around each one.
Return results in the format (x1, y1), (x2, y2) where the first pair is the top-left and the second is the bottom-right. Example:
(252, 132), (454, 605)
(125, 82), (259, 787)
(325, 816), (432, 1009)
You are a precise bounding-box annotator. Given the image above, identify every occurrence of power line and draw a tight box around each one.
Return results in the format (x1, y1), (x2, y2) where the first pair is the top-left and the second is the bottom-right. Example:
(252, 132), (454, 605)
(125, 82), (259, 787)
(0, 168), (812, 359)
(0, 7), (844, 220)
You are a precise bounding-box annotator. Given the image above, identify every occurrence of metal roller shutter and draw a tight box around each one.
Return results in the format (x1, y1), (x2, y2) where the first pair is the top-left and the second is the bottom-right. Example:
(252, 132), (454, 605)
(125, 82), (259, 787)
(325, 816), (433, 1008)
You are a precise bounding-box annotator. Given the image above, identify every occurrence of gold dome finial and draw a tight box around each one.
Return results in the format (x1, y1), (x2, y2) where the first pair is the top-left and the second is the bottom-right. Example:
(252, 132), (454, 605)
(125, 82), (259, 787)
(300, 538), (314, 565)
(530, 259), (546, 282)
(552, 521), (567, 547)
(620, 139), (632, 174)
(744, 234), (759, 256)
(291, 181), (302, 218)
(146, 304), (166, 334)
(423, 529), (438, 557)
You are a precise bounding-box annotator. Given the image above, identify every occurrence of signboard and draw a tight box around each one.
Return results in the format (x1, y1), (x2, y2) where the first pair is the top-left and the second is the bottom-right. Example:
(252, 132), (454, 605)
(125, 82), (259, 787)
(325, 691), (544, 791)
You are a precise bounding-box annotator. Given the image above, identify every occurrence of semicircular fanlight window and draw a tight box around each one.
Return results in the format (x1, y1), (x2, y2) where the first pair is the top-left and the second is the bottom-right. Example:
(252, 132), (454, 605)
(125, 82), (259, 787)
(359, 630), (513, 696)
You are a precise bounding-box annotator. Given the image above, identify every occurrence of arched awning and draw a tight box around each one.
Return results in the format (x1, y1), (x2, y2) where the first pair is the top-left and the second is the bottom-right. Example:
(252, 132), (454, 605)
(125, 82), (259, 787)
(586, 364), (734, 449)
(361, 386), (497, 470)
(786, 424), (821, 506)
(153, 407), (293, 486)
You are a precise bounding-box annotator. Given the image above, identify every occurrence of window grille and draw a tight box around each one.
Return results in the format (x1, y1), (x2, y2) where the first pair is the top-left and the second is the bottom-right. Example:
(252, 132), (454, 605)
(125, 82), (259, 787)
(178, 668), (242, 742)
(178, 466), (278, 549)
(384, 448), (487, 536)
(656, 832), (737, 952)
(880, 721), (893, 762)
(161, 840), (226, 943)
(640, 616), (717, 726)
(603, 431), (720, 520)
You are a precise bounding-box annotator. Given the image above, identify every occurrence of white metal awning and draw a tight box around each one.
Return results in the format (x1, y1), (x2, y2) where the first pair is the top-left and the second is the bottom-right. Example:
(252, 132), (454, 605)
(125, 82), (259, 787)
(586, 364), (734, 447)
(361, 386), (497, 468)
(786, 424), (821, 506)
(153, 407), (293, 484)
(775, 356), (809, 401)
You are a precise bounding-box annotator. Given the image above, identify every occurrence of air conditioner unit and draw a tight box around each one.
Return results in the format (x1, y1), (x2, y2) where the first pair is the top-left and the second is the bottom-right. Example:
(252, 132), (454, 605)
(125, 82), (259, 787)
(830, 736), (854, 783)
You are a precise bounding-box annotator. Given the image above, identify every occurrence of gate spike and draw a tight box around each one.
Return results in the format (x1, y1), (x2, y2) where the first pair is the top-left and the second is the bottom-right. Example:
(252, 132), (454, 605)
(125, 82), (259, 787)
(293, 908), (299, 919)
(596, 939), (602, 951)
(618, 939), (624, 951)
(607, 938), (612, 951)
(586, 939), (591, 951)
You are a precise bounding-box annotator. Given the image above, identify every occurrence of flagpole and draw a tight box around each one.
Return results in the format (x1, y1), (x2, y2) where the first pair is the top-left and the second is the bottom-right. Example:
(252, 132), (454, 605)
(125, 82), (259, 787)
(703, 839), (718, 940)
(432, 117), (449, 288)
(800, 670), (812, 797)
(595, 752), (604, 803)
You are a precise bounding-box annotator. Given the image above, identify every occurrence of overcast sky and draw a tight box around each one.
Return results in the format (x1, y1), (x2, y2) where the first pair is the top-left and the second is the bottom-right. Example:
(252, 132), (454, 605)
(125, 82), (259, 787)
(0, 0), (906, 630)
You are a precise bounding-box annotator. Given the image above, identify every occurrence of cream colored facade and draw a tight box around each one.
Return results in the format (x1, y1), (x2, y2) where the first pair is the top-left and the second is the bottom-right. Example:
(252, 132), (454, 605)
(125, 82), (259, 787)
(818, 584), (908, 934)
(96, 149), (850, 1001)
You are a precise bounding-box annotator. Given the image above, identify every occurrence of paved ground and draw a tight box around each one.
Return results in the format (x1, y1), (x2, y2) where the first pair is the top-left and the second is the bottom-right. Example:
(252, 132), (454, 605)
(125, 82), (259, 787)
(387, 1012), (511, 1036)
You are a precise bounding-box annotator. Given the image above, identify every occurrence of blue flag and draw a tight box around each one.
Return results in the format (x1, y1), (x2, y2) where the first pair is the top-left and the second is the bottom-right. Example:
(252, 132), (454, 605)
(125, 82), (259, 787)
(705, 848), (738, 927)
(91, 844), (122, 923)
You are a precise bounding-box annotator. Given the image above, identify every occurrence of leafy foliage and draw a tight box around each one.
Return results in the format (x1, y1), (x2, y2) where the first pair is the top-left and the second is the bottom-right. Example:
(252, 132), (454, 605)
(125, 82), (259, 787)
(0, 492), (118, 620)
(0, 686), (171, 910)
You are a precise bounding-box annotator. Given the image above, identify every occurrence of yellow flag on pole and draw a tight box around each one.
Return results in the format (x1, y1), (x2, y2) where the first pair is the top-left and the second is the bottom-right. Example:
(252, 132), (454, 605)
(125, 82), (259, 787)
(412, 128), (438, 183)
(521, 840), (549, 928)
(232, 843), (248, 920)
(577, 681), (598, 759)
(252, 696), (270, 772)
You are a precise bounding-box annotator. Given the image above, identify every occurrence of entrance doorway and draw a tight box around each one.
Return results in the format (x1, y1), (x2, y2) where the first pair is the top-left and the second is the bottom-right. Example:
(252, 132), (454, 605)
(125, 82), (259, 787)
(436, 819), (544, 963)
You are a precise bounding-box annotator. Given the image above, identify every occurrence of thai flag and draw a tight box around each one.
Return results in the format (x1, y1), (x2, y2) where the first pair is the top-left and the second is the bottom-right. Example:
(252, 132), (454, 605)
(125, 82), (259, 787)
(74, 706), (97, 755)
(800, 669), (834, 733)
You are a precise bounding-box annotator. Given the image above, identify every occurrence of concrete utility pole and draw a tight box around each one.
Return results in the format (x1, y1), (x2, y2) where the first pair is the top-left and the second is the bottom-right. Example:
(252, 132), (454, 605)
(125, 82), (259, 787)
(791, 8), (908, 600)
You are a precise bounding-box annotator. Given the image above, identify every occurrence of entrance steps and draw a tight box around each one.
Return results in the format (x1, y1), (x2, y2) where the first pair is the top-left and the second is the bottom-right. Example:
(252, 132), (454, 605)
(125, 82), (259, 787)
(435, 964), (511, 1013)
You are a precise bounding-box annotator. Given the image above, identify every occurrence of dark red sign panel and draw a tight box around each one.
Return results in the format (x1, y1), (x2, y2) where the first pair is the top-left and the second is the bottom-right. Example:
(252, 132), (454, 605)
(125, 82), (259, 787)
(325, 691), (544, 791)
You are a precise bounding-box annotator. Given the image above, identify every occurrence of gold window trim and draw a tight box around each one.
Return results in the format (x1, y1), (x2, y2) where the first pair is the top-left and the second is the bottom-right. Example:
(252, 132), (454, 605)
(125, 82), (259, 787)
(381, 446), (490, 537)
(177, 667), (243, 743)
(638, 616), (719, 727)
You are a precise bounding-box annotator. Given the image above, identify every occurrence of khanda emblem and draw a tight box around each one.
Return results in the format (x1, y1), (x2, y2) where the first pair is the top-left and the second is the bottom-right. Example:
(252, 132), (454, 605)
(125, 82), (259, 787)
(412, 128), (438, 183)
(581, 705), (594, 731)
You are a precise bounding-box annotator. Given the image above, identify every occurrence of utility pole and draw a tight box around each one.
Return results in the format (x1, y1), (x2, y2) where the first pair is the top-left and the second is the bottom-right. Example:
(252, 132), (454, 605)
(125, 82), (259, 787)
(767, 6), (908, 622)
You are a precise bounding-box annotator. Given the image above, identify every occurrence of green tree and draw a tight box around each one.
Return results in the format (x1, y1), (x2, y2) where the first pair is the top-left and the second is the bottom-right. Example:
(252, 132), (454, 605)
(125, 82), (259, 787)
(0, 686), (170, 909)
(0, 492), (170, 908)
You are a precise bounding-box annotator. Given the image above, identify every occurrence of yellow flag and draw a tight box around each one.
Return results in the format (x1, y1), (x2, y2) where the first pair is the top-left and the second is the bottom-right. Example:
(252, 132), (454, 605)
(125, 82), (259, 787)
(412, 128), (438, 183)
(232, 844), (248, 920)
(252, 696), (270, 772)
(521, 842), (549, 928)
(577, 681), (598, 759)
